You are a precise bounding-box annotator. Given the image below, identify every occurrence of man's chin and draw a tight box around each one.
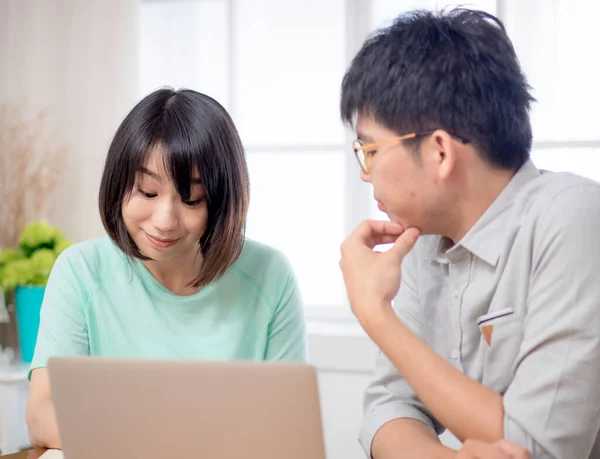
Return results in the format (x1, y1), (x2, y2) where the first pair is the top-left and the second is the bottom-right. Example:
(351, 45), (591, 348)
(383, 211), (402, 225)
(386, 214), (419, 233)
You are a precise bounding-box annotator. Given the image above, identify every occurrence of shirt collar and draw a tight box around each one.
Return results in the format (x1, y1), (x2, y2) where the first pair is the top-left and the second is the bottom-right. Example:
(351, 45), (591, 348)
(433, 160), (541, 266)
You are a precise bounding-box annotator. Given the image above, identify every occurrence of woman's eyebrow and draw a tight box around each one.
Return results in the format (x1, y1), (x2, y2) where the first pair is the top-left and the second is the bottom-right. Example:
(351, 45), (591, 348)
(138, 166), (161, 181)
(139, 166), (203, 185)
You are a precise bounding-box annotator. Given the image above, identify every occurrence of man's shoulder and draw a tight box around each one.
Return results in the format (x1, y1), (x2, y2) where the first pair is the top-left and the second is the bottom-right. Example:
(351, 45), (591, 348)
(518, 170), (600, 216)
(504, 171), (600, 269)
(403, 172), (600, 274)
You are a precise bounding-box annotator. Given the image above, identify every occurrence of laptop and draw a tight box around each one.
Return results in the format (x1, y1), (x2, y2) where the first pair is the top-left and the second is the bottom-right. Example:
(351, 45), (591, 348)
(47, 356), (326, 459)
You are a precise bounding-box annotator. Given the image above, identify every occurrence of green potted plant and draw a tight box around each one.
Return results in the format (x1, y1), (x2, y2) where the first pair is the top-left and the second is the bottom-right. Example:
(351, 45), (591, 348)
(0, 221), (73, 363)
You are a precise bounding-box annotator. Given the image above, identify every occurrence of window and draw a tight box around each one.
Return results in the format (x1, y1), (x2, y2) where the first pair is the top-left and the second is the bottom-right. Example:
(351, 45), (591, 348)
(504, 0), (600, 182)
(141, 0), (356, 319)
(141, 0), (600, 321)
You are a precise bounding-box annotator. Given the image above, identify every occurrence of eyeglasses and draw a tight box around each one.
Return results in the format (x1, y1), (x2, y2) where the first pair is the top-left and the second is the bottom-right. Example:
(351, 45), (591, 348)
(351, 130), (470, 174)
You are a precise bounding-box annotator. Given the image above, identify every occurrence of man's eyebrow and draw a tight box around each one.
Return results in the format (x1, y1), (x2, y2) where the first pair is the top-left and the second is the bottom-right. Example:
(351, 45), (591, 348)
(356, 131), (374, 142)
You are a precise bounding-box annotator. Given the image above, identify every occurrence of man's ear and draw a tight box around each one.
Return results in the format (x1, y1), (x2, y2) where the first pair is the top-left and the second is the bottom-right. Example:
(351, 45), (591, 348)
(424, 129), (457, 179)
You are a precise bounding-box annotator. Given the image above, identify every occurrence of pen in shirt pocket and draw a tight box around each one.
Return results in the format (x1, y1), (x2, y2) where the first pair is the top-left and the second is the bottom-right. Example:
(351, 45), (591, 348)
(477, 307), (514, 346)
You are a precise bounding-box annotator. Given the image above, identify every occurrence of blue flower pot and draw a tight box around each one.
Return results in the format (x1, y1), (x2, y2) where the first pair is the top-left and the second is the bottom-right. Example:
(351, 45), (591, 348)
(14, 286), (45, 363)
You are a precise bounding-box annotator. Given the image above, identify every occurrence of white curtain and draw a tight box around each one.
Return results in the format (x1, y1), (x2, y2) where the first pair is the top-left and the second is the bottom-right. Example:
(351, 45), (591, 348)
(0, 0), (139, 244)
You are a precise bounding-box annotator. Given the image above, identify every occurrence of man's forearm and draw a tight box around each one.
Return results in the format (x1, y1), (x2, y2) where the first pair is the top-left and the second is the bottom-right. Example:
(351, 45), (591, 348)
(27, 398), (62, 449)
(372, 419), (456, 459)
(364, 308), (504, 443)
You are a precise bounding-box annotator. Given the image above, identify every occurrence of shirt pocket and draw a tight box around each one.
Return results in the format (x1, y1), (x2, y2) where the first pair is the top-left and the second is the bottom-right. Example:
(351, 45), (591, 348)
(481, 317), (524, 394)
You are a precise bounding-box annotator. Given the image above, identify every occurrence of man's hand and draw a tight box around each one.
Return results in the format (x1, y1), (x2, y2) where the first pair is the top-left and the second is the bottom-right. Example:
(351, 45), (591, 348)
(339, 220), (419, 327)
(457, 440), (531, 459)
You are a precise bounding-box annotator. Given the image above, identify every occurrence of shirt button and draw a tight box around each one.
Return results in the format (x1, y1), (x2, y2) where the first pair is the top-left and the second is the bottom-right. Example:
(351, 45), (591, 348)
(450, 349), (460, 359)
(452, 291), (459, 299)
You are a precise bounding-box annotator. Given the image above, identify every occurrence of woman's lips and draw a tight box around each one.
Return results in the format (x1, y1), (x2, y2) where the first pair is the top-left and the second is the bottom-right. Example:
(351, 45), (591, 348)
(146, 233), (179, 248)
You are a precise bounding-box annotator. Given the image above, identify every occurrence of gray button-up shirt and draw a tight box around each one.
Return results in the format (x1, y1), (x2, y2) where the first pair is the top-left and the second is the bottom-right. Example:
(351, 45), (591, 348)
(361, 161), (600, 459)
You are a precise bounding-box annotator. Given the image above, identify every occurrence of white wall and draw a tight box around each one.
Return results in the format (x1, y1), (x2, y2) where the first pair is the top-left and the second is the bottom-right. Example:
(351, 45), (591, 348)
(0, 0), (139, 244)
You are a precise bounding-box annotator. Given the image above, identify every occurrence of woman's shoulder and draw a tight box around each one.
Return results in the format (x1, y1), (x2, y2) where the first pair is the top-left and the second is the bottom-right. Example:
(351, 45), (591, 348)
(228, 239), (295, 288)
(53, 235), (129, 285)
(235, 239), (291, 270)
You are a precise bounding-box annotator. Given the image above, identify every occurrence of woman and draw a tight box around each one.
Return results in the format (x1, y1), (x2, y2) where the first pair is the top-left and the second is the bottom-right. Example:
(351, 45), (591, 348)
(26, 88), (306, 448)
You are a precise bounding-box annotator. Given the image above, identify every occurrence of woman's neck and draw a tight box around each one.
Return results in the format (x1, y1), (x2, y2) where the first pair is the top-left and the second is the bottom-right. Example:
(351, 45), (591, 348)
(141, 251), (203, 296)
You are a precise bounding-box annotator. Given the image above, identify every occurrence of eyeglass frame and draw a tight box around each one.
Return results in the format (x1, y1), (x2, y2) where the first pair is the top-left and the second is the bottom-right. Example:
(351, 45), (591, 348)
(351, 130), (471, 174)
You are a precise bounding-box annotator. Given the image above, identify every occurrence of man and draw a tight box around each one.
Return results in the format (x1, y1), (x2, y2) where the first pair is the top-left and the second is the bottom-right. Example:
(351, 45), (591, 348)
(339, 8), (600, 459)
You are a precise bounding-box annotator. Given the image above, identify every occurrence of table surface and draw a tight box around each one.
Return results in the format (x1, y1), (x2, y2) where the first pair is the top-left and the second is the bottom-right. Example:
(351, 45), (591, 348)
(0, 448), (46, 458)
